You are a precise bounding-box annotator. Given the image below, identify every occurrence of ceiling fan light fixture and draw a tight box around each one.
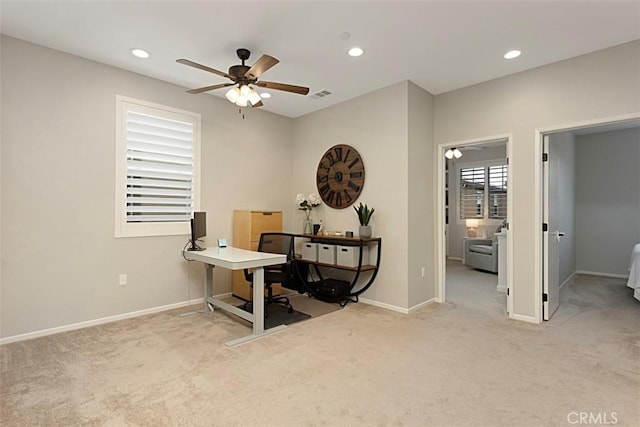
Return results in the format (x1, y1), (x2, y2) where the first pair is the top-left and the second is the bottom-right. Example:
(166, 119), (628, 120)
(248, 87), (262, 106)
(236, 96), (248, 107)
(240, 84), (251, 97)
(445, 148), (463, 159)
(225, 86), (240, 103)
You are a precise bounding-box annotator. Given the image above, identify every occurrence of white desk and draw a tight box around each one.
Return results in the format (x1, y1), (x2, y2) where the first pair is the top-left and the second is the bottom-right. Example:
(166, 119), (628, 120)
(182, 246), (287, 347)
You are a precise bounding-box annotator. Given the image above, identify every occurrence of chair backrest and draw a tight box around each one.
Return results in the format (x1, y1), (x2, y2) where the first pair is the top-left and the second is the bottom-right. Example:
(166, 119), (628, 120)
(258, 233), (294, 260)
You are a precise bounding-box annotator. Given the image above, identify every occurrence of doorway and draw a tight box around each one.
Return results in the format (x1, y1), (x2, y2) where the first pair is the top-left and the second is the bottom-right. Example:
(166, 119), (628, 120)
(540, 115), (640, 320)
(437, 136), (513, 316)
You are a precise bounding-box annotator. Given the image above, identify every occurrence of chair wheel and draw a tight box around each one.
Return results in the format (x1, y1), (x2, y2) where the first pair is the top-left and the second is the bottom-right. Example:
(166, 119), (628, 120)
(288, 306), (293, 313)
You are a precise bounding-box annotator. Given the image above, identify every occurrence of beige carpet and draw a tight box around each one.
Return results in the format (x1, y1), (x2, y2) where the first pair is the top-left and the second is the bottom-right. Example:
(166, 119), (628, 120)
(1, 271), (639, 426)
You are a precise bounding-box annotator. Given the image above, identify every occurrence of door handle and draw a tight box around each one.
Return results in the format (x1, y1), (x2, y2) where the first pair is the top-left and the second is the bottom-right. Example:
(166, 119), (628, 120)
(555, 231), (565, 242)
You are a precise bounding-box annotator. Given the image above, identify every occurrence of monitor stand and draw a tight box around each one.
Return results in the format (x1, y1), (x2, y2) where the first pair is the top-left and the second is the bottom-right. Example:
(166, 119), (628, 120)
(187, 240), (206, 251)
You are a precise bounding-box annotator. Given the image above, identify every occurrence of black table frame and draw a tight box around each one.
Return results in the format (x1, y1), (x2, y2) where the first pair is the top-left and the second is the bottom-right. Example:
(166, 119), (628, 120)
(291, 234), (382, 306)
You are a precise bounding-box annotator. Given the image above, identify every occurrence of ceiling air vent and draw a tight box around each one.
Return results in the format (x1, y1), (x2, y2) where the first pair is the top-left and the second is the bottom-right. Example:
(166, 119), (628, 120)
(310, 90), (332, 100)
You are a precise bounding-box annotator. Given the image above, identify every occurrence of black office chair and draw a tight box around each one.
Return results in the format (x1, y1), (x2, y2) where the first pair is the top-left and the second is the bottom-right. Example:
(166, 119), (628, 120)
(243, 233), (295, 316)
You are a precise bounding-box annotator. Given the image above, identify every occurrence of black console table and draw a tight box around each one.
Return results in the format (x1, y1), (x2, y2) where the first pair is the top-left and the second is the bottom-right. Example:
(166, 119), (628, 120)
(292, 234), (382, 306)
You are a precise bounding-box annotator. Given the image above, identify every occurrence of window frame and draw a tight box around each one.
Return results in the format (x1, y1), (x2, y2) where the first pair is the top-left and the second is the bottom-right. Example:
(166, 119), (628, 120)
(456, 159), (507, 225)
(115, 96), (201, 238)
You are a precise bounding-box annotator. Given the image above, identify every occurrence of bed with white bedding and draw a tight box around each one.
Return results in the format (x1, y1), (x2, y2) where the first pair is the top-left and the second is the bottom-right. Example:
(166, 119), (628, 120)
(628, 244), (640, 301)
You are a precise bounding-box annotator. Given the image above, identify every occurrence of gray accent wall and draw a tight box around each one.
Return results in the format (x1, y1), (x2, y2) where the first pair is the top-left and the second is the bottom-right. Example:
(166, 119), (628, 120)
(575, 128), (640, 275)
(549, 131), (576, 285)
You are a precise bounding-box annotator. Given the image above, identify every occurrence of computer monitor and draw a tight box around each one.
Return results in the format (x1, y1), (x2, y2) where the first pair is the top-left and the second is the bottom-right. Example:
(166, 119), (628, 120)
(188, 211), (206, 251)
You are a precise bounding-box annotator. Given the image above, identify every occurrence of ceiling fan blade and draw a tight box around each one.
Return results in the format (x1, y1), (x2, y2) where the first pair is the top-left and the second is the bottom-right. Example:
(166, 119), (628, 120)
(255, 80), (309, 95)
(244, 55), (279, 79)
(186, 83), (234, 94)
(176, 58), (230, 79)
(251, 100), (264, 108)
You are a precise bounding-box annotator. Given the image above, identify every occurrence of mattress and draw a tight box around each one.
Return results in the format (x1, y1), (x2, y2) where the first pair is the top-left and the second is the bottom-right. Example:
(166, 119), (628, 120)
(628, 243), (640, 301)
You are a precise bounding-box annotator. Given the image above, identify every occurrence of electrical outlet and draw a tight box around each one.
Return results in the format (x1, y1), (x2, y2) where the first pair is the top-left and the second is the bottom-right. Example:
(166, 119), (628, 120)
(119, 274), (127, 286)
(421, 267), (426, 278)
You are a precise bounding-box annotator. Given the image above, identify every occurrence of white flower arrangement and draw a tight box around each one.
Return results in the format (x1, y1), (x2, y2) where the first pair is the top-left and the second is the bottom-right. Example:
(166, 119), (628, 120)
(297, 193), (321, 234)
(296, 193), (321, 215)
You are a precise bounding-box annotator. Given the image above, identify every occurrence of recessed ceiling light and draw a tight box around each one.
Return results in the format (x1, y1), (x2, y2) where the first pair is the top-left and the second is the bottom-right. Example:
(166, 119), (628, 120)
(260, 92), (271, 99)
(130, 48), (150, 59)
(348, 47), (364, 57)
(503, 50), (521, 59)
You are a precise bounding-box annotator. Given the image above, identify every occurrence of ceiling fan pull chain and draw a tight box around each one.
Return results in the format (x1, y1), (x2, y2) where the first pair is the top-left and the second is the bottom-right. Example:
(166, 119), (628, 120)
(238, 107), (245, 120)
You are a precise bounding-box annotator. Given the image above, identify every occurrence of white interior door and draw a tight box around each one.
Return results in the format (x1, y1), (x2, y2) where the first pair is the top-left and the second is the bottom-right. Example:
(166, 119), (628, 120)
(543, 135), (561, 320)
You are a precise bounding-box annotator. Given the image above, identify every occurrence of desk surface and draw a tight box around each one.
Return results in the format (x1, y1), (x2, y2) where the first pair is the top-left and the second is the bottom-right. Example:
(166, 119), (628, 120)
(183, 246), (286, 270)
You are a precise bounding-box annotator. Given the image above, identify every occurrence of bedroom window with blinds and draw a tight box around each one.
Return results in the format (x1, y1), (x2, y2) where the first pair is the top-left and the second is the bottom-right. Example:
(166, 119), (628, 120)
(488, 165), (508, 218)
(115, 96), (201, 237)
(459, 162), (507, 221)
(460, 166), (485, 219)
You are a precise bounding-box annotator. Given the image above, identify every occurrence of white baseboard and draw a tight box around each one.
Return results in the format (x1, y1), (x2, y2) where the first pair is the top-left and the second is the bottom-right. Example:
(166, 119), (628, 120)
(358, 297), (436, 314)
(447, 257), (462, 261)
(0, 297), (208, 345)
(575, 270), (629, 279)
(359, 297), (409, 314)
(408, 298), (437, 313)
(559, 271), (577, 290)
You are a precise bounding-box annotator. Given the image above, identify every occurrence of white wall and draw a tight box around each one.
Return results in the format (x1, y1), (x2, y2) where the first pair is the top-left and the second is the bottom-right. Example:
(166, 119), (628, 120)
(292, 81), (435, 310)
(435, 40), (640, 320)
(1, 36), (294, 338)
(408, 82), (435, 306)
(575, 127), (640, 275)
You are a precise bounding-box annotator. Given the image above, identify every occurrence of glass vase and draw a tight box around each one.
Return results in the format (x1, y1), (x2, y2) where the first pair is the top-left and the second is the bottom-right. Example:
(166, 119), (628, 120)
(303, 218), (313, 234)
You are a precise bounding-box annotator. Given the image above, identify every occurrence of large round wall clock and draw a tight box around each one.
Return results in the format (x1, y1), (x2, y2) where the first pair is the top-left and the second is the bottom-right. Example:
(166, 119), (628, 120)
(316, 144), (365, 209)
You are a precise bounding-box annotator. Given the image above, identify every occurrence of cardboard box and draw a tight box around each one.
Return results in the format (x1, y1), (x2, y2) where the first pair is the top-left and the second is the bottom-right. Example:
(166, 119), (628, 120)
(336, 245), (369, 268)
(318, 244), (336, 265)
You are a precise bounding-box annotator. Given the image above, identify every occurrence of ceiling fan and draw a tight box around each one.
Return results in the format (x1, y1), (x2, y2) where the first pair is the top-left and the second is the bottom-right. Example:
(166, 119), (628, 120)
(176, 48), (310, 108)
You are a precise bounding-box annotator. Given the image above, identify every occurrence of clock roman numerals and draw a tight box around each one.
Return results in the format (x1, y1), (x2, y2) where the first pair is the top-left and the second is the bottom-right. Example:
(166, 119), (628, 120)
(316, 144), (364, 209)
(347, 180), (360, 192)
(319, 183), (330, 196)
(334, 146), (343, 162)
(348, 157), (360, 169)
(343, 189), (353, 204)
(325, 152), (335, 166)
(335, 191), (342, 207)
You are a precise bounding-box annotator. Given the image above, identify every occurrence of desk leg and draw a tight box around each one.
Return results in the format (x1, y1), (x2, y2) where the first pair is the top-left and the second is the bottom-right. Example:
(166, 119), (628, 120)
(252, 267), (265, 335)
(179, 263), (214, 317)
(204, 263), (214, 312)
(224, 265), (286, 347)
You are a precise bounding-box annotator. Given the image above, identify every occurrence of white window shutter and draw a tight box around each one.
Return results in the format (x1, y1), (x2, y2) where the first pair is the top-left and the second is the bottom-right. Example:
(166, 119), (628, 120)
(488, 165), (508, 219)
(460, 166), (485, 219)
(115, 96), (200, 238)
(126, 111), (194, 223)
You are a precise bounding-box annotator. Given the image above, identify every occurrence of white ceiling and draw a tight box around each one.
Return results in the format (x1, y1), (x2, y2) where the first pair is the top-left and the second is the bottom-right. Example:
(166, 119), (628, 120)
(2, 1), (639, 118)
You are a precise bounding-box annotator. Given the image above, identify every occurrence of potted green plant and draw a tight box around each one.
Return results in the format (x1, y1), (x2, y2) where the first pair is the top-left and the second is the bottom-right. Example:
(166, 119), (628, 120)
(354, 202), (375, 238)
